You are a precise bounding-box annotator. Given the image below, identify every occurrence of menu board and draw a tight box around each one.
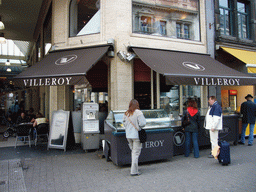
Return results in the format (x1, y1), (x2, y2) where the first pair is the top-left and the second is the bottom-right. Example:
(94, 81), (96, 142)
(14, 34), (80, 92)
(48, 110), (70, 151)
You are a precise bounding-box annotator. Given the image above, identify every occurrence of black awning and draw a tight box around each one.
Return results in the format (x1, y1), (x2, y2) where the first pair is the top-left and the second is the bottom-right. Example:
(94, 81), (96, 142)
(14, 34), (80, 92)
(132, 47), (256, 86)
(14, 45), (110, 87)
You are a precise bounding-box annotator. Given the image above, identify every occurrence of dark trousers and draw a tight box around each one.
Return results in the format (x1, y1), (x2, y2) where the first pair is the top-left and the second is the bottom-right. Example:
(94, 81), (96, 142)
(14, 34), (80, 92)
(185, 132), (199, 158)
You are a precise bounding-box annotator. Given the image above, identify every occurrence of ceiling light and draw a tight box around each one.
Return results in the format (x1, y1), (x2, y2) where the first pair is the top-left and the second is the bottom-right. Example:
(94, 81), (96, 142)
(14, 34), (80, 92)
(0, 33), (6, 44)
(5, 59), (10, 65)
(6, 68), (11, 72)
(0, 16), (4, 30)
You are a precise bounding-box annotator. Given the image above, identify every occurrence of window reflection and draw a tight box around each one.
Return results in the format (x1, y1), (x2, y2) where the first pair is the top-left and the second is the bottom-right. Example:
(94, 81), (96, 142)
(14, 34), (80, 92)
(69, 0), (100, 37)
(132, 0), (200, 41)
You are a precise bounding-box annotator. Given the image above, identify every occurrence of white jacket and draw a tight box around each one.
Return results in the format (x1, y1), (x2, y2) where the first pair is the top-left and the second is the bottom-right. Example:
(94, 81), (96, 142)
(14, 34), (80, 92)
(123, 109), (146, 139)
(204, 106), (223, 130)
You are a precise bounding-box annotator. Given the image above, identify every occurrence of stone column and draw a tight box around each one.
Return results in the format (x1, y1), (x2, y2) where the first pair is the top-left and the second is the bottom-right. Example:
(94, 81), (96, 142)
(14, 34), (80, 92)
(103, 0), (133, 110)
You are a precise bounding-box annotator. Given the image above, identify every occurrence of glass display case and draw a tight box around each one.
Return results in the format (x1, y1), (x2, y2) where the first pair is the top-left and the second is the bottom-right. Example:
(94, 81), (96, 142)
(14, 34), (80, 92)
(105, 109), (181, 132)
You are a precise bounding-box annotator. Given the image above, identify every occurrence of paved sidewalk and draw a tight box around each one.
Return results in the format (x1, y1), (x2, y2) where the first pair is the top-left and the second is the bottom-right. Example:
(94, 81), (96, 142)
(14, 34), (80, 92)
(0, 142), (256, 192)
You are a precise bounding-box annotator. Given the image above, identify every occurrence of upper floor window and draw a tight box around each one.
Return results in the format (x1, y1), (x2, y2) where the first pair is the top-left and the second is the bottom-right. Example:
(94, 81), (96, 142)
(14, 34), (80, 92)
(132, 0), (200, 41)
(176, 23), (190, 39)
(219, 0), (232, 36)
(237, 2), (249, 39)
(69, 0), (100, 37)
(219, 0), (250, 39)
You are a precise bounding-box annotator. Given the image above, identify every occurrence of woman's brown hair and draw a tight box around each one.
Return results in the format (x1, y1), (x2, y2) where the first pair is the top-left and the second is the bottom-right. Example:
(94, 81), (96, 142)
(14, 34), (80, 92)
(187, 99), (198, 109)
(125, 99), (140, 116)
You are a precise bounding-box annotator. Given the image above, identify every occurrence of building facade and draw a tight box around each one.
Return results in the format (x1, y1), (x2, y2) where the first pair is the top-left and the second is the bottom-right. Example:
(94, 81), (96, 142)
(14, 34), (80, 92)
(11, 0), (256, 127)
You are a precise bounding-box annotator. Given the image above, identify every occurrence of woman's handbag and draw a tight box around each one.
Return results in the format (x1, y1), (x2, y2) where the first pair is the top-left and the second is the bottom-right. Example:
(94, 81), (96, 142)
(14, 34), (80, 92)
(182, 110), (191, 127)
(127, 116), (147, 143)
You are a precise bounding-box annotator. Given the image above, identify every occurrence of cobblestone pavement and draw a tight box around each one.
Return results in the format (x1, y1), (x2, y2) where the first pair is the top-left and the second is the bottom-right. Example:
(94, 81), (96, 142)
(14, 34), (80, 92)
(0, 141), (256, 192)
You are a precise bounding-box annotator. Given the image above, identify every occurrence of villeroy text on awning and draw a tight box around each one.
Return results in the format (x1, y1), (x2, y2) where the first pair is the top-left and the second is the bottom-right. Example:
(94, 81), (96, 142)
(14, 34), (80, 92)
(14, 45), (110, 87)
(131, 47), (256, 86)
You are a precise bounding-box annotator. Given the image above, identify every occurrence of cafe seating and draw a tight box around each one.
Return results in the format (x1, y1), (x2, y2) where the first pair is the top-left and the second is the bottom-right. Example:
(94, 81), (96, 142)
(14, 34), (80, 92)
(15, 124), (32, 148)
(34, 123), (49, 146)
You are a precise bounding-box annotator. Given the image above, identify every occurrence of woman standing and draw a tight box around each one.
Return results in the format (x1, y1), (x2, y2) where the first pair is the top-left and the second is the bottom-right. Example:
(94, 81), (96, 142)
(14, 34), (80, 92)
(182, 99), (200, 158)
(123, 99), (146, 176)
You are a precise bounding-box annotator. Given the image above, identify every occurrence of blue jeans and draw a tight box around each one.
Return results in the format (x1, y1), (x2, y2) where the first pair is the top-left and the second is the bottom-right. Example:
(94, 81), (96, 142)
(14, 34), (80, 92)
(185, 132), (199, 158)
(241, 123), (254, 145)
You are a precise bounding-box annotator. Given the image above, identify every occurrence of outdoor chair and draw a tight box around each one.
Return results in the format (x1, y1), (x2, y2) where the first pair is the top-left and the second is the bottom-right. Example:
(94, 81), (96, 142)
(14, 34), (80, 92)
(15, 124), (32, 148)
(34, 123), (49, 146)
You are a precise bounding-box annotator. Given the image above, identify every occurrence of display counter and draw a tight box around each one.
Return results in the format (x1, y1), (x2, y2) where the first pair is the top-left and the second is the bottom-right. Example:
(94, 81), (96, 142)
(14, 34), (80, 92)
(104, 109), (175, 166)
(104, 110), (239, 164)
(198, 113), (240, 146)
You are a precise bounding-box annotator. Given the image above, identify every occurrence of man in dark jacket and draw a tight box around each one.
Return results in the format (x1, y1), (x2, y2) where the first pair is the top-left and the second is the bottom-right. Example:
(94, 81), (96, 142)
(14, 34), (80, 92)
(239, 94), (256, 146)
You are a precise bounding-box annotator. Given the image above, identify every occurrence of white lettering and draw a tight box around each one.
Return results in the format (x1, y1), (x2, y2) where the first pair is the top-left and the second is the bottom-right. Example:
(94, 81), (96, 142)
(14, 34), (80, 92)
(57, 78), (65, 85)
(39, 79), (44, 86)
(229, 79), (235, 85)
(194, 78), (200, 85)
(159, 140), (164, 146)
(52, 78), (57, 86)
(144, 140), (165, 148)
(30, 79), (33, 87)
(192, 77), (240, 86)
(45, 78), (50, 86)
(223, 79), (228, 85)
(33, 79), (38, 86)
(23, 79), (29, 86)
(205, 78), (211, 85)
(66, 77), (72, 85)
(235, 79), (240, 85)
(217, 78), (223, 85)
(211, 78), (217, 85)
(201, 78), (204, 86)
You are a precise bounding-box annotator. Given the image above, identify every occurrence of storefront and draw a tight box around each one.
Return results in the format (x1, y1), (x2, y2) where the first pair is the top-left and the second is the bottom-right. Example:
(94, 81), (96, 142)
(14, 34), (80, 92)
(13, 45), (112, 145)
(130, 47), (256, 156)
(216, 46), (256, 137)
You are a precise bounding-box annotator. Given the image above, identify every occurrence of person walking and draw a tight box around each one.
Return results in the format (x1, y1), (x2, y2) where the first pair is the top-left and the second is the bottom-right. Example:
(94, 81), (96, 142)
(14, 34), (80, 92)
(123, 99), (146, 176)
(182, 99), (200, 158)
(204, 96), (223, 158)
(239, 94), (256, 146)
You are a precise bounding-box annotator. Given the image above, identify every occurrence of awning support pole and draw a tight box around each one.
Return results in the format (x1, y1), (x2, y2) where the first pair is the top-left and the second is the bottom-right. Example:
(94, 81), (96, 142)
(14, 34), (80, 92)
(157, 72), (160, 109)
(151, 69), (154, 109)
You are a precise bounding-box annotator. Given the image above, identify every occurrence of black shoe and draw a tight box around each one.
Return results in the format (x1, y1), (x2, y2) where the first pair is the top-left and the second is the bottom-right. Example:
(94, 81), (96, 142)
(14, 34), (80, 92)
(130, 172), (141, 176)
(238, 141), (244, 145)
(208, 154), (214, 158)
(248, 144), (253, 146)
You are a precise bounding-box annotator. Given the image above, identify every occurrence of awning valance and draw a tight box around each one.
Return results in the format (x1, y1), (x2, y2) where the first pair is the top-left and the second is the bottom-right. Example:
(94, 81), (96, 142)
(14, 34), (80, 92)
(132, 47), (256, 86)
(14, 45), (110, 87)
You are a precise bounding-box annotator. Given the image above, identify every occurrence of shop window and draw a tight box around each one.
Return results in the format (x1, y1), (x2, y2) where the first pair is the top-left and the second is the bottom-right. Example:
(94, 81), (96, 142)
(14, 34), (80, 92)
(69, 0), (100, 37)
(182, 85), (201, 110)
(219, 0), (250, 39)
(132, 0), (200, 41)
